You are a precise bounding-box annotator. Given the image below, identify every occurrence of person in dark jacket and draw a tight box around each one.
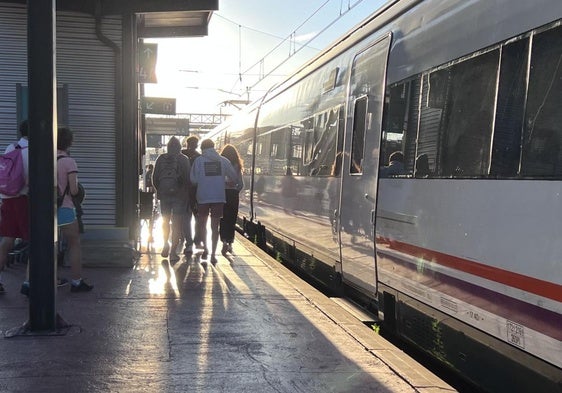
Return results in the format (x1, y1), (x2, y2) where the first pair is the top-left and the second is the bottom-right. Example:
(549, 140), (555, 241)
(152, 136), (191, 261)
(380, 151), (406, 177)
(181, 135), (201, 256)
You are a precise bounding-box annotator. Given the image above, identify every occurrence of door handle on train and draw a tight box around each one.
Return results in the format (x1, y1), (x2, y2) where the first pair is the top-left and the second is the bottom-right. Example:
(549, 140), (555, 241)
(365, 193), (375, 202)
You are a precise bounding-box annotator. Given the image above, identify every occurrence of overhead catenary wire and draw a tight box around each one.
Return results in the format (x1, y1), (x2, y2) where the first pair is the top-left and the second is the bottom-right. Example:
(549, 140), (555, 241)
(247, 0), (366, 91)
(220, 0), (366, 95)
(227, 0), (331, 92)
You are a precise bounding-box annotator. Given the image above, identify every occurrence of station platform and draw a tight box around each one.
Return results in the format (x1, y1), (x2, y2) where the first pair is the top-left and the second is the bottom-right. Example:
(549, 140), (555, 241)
(0, 232), (455, 392)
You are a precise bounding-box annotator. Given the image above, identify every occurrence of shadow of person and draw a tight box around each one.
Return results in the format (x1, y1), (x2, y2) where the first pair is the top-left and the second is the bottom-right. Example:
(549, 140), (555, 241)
(221, 254), (234, 265)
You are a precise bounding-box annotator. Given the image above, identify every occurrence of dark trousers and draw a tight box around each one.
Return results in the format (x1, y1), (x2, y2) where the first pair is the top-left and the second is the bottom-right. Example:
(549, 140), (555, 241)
(220, 189), (239, 243)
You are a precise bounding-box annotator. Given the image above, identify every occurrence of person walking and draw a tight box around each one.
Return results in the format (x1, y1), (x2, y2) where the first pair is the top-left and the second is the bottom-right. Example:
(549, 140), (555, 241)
(181, 135), (201, 256)
(190, 139), (238, 264)
(152, 136), (190, 261)
(0, 120), (29, 293)
(57, 126), (93, 292)
(144, 164), (154, 192)
(219, 144), (244, 256)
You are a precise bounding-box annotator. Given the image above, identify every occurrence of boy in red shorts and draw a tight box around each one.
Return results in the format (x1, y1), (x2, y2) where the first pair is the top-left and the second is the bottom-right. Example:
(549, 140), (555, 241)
(0, 120), (29, 293)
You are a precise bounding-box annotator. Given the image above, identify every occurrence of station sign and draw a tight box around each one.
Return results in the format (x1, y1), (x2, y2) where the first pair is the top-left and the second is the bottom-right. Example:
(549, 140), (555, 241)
(138, 43), (158, 84)
(141, 97), (176, 115)
(145, 116), (189, 135)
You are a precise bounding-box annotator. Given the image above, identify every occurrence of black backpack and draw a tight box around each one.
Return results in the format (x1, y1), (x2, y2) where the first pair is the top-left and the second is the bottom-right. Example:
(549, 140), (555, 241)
(157, 154), (182, 197)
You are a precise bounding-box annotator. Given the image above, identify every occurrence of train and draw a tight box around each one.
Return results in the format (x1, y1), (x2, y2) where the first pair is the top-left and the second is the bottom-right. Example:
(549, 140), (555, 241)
(205, 0), (562, 391)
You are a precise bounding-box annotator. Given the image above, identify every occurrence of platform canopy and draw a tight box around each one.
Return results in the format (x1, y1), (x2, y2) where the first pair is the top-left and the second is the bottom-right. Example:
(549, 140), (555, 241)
(1, 0), (218, 38)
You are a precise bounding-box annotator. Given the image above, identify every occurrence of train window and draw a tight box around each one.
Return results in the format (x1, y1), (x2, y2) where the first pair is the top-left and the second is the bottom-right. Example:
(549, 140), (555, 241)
(331, 107), (345, 177)
(424, 50), (499, 177)
(237, 139), (253, 175)
(302, 123), (316, 167)
(380, 24), (562, 181)
(301, 107), (341, 176)
(245, 143), (253, 156)
(317, 107), (340, 176)
(417, 73), (443, 176)
(350, 96), (367, 174)
(520, 25), (562, 177)
(490, 39), (529, 177)
(382, 84), (406, 162)
(288, 125), (302, 175)
(382, 79), (421, 176)
(255, 126), (294, 176)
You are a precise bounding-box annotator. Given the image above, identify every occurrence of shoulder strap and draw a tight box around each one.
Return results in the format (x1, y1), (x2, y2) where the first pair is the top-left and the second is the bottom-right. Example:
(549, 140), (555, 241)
(57, 155), (70, 196)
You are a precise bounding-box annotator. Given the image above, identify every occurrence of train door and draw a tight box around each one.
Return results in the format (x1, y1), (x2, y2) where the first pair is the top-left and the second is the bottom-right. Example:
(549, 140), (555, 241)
(339, 35), (390, 295)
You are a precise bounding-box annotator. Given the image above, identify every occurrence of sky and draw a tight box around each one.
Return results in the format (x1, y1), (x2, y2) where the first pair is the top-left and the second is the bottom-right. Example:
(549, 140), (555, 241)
(144, 0), (387, 115)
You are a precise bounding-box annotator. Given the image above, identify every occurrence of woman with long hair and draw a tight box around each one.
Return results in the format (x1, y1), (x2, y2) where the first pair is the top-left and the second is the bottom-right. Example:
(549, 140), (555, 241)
(219, 144), (244, 256)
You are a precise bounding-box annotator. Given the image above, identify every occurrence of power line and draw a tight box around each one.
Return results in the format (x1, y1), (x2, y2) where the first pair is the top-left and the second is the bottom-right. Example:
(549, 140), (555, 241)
(214, 13), (289, 42)
(174, 1), (368, 108)
(229, 0), (366, 94)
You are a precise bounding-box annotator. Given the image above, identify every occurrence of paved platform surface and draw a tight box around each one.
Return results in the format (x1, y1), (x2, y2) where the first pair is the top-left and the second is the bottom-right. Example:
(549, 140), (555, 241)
(0, 233), (455, 393)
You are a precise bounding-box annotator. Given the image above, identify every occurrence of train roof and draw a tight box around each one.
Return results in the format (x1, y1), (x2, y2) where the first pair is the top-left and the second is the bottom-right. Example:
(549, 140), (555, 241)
(211, 0), (562, 135)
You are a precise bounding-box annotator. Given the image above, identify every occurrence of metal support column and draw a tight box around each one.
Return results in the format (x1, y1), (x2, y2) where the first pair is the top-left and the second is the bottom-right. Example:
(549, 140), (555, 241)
(27, 0), (59, 332)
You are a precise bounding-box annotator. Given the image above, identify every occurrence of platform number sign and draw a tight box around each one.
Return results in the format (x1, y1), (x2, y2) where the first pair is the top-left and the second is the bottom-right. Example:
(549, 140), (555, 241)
(139, 43), (158, 84)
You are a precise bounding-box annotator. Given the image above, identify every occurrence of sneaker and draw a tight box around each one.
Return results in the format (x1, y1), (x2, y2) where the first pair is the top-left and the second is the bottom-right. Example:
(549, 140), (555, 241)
(20, 281), (29, 296)
(161, 243), (170, 258)
(19, 279), (67, 296)
(0, 283), (5, 294)
(70, 280), (93, 293)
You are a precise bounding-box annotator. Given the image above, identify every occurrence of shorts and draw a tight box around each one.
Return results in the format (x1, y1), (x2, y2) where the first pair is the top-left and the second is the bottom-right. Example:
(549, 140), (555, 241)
(160, 197), (187, 216)
(0, 196), (29, 240)
(197, 203), (224, 219)
(58, 207), (76, 226)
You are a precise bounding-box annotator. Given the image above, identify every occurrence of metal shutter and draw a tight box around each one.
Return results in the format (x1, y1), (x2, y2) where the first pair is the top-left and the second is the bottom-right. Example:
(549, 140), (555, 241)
(0, 4), (122, 226)
(0, 4), (28, 144)
(57, 12), (121, 226)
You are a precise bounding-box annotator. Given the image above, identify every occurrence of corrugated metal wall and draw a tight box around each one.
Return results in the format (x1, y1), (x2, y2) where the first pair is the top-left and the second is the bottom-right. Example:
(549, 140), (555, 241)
(0, 3), (122, 226)
(0, 5), (27, 134)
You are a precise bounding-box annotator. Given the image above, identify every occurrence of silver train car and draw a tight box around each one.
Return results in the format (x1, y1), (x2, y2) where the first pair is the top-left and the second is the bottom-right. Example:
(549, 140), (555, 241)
(206, 0), (562, 391)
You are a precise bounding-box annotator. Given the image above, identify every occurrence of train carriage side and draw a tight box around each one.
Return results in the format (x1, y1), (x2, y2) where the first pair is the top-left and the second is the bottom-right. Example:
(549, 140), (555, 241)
(375, 0), (562, 391)
(244, 50), (353, 289)
(207, 0), (562, 390)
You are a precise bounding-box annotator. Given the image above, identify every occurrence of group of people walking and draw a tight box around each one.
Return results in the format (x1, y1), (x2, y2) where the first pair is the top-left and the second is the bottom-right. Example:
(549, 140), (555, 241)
(151, 136), (243, 264)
